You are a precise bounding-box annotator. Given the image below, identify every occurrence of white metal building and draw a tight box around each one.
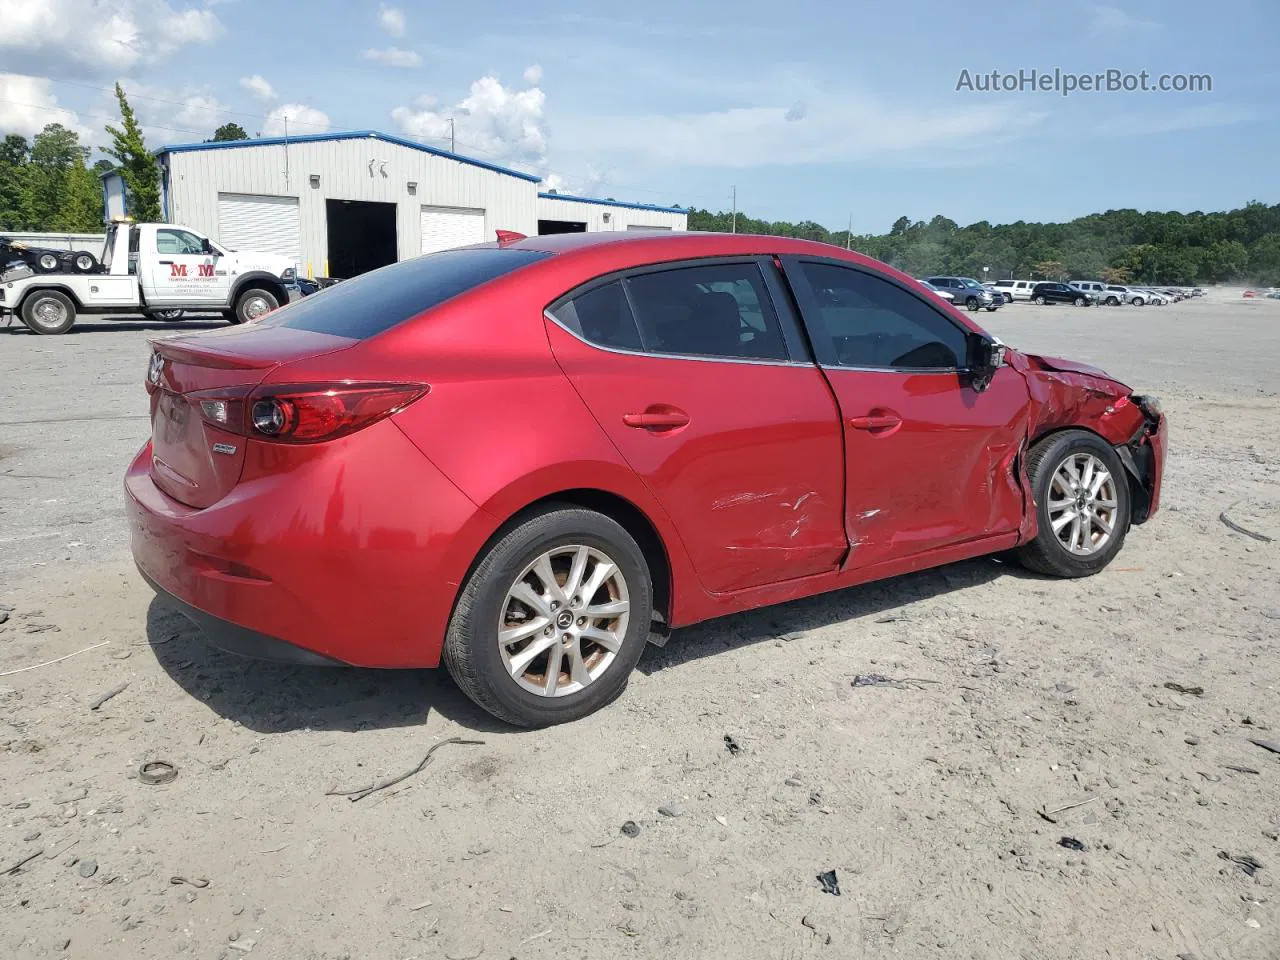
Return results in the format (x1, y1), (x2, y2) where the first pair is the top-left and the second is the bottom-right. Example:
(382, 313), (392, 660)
(535, 192), (688, 234)
(145, 130), (541, 279)
(99, 130), (687, 280)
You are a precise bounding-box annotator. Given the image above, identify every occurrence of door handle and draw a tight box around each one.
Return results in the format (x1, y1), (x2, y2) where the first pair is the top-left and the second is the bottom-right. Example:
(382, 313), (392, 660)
(623, 410), (690, 429)
(847, 413), (902, 430)
(157, 260), (173, 265)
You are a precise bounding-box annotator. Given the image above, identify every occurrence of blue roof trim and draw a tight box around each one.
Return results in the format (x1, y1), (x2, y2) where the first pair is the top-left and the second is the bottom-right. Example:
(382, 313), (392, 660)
(156, 130), (543, 183)
(538, 192), (686, 214)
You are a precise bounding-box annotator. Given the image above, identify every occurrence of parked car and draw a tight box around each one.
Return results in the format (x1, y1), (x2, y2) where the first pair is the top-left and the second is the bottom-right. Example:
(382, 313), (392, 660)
(1031, 282), (1095, 306)
(988, 279), (1034, 303)
(1070, 280), (1108, 301)
(1099, 285), (1133, 306)
(917, 278), (954, 301)
(126, 231), (1167, 727)
(1134, 288), (1169, 305)
(924, 276), (1000, 311)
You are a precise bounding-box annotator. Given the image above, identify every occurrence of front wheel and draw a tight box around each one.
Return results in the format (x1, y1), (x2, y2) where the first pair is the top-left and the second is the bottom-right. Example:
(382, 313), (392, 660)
(233, 287), (279, 324)
(1131, 297), (1144, 306)
(1074, 297), (1086, 307)
(1016, 430), (1131, 578)
(444, 506), (654, 727)
(21, 290), (76, 334)
(965, 296), (980, 311)
(1034, 295), (1046, 305)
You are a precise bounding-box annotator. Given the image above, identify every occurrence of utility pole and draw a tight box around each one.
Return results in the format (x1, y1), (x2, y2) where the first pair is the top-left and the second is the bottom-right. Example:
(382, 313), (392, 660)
(731, 185), (737, 234)
(846, 212), (852, 250)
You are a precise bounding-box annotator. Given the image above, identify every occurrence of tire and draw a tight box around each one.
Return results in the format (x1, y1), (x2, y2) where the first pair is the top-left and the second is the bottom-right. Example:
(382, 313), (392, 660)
(1074, 297), (1085, 307)
(1034, 295), (1046, 305)
(152, 309), (185, 322)
(1004, 294), (1013, 304)
(233, 287), (279, 324)
(21, 290), (76, 335)
(985, 305), (998, 311)
(72, 251), (98, 273)
(1105, 296), (1119, 306)
(965, 296), (980, 311)
(443, 505), (654, 728)
(34, 252), (60, 273)
(1131, 297), (1144, 306)
(1015, 430), (1131, 578)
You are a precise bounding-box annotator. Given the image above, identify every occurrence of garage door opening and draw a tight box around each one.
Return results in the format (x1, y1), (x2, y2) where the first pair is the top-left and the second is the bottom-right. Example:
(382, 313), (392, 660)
(538, 219), (588, 235)
(326, 199), (398, 279)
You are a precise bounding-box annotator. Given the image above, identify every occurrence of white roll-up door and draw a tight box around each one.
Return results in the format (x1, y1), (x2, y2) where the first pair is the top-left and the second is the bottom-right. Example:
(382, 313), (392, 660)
(420, 206), (485, 255)
(217, 194), (301, 265)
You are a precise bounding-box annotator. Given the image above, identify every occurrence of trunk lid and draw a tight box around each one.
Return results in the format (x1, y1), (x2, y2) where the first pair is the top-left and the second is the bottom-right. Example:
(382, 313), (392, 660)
(148, 327), (353, 508)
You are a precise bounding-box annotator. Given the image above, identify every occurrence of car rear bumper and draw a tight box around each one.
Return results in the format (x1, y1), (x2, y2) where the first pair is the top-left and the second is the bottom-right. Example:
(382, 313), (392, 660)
(125, 420), (489, 668)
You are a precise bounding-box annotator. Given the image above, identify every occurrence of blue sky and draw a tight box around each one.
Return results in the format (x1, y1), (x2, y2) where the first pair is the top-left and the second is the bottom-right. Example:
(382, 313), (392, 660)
(1, 0), (1276, 232)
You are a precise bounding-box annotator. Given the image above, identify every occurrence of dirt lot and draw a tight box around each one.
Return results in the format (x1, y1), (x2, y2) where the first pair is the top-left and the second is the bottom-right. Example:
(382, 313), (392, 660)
(2, 298), (1278, 960)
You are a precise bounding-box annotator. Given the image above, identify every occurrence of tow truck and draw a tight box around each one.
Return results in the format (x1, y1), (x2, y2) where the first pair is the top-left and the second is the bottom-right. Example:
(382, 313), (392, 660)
(0, 218), (300, 335)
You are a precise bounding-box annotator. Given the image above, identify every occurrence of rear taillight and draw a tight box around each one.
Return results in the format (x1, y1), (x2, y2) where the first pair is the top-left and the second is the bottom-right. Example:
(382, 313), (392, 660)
(189, 382), (427, 443)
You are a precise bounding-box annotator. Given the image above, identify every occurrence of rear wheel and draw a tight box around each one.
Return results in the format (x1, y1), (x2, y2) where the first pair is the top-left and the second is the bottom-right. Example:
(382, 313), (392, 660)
(1106, 296), (1120, 306)
(1016, 430), (1130, 578)
(443, 506), (653, 727)
(233, 287), (278, 324)
(21, 290), (76, 335)
(152, 309), (185, 322)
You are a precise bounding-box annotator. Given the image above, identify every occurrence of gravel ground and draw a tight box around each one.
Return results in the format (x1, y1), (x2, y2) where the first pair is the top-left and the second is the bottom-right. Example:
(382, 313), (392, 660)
(1, 296), (1278, 960)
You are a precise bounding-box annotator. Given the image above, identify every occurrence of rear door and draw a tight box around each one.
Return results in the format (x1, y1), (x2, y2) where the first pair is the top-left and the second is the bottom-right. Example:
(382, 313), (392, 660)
(546, 257), (848, 594)
(781, 257), (1028, 571)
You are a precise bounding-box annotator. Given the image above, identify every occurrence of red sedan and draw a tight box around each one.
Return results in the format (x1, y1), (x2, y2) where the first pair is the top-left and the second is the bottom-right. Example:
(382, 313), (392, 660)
(126, 232), (1167, 727)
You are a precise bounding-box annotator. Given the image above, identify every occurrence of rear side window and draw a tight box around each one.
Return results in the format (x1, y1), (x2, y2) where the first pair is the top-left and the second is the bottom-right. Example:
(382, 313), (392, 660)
(260, 248), (550, 339)
(799, 262), (969, 370)
(550, 262), (789, 361)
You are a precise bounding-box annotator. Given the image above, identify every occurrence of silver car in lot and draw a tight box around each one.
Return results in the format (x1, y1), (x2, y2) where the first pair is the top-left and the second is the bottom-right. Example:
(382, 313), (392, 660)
(924, 276), (1000, 312)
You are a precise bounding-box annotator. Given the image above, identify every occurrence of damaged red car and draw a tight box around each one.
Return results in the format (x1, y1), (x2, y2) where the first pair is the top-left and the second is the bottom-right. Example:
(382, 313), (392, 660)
(126, 232), (1167, 727)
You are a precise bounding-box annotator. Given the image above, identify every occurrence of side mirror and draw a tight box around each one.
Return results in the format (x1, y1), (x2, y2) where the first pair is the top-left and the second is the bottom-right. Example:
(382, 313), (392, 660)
(201, 239), (216, 256)
(968, 334), (1006, 393)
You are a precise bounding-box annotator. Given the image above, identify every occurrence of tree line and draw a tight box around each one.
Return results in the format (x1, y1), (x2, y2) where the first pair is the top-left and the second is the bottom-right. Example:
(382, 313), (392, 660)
(687, 204), (1280, 286)
(0, 86), (246, 233)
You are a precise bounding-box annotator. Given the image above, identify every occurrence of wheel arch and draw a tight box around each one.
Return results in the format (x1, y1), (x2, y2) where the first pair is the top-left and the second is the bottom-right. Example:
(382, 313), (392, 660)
(17, 284), (84, 313)
(463, 487), (675, 630)
(229, 273), (288, 309)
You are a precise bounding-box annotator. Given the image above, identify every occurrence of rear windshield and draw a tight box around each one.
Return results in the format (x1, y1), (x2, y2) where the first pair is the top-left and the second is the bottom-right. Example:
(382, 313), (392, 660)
(260, 248), (550, 339)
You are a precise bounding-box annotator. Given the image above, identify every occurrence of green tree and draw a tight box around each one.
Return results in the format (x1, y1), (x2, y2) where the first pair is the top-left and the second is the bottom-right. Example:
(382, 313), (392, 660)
(0, 133), (30, 229)
(105, 83), (160, 222)
(27, 123), (87, 229)
(53, 162), (103, 232)
(210, 122), (249, 142)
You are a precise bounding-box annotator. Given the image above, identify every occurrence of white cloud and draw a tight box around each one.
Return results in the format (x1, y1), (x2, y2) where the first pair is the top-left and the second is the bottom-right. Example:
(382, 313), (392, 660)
(1090, 5), (1161, 36)
(555, 85), (1046, 169)
(111, 79), (232, 145)
(239, 74), (277, 101)
(391, 74), (548, 169)
(361, 47), (421, 68)
(1097, 103), (1253, 135)
(377, 4), (406, 37)
(0, 73), (90, 141)
(0, 0), (224, 76)
(523, 64), (543, 85)
(262, 104), (330, 137)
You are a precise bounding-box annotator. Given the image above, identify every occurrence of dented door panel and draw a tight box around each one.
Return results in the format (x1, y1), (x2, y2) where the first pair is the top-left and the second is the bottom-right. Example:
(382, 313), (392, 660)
(824, 365), (1030, 569)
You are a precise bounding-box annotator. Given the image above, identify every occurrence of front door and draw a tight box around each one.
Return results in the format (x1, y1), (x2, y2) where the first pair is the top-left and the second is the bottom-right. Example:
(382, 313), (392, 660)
(783, 257), (1029, 572)
(546, 258), (848, 594)
(145, 227), (225, 306)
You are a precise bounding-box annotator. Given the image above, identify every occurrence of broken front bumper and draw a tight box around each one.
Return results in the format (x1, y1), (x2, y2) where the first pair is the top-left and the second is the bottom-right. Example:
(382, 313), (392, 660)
(1117, 396), (1167, 524)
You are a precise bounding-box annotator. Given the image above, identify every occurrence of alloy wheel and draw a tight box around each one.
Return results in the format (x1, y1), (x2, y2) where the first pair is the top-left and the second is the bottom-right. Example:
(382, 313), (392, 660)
(497, 545), (630, 697)
(1047, 453), (1119, 556)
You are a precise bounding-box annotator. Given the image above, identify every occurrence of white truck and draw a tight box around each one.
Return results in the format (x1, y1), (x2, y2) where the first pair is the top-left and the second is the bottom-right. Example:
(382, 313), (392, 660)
(0, 219), (299, 335)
